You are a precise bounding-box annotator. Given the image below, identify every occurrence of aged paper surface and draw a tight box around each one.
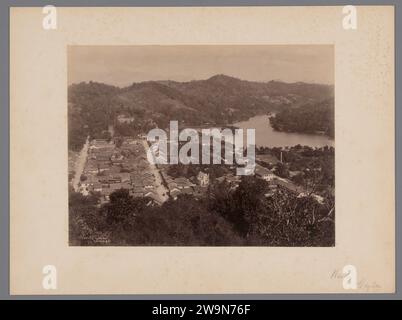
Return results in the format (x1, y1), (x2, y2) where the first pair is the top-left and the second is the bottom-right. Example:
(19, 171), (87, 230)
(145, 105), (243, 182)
(10, 6), (394, 294)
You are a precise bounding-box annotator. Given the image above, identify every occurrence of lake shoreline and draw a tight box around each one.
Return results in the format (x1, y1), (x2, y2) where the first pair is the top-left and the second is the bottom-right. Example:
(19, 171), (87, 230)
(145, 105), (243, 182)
(232, 114), (334, 148)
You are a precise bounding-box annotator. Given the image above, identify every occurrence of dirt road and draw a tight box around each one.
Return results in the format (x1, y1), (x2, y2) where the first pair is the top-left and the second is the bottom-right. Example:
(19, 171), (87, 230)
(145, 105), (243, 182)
(72, 137), (89, 192)
(141, 139), (169, 203)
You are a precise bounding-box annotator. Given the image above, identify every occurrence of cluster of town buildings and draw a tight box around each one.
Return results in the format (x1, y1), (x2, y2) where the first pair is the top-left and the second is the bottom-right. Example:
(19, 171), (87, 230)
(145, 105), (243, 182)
(74, 137), (215, 205)
(158, 167), (210, 200)
(72, 135), (322, 205)
(76, 138), (163, 205)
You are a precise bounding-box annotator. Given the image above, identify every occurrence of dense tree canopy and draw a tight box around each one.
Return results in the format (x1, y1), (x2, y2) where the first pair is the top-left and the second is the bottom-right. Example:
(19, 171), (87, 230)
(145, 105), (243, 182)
(69, 175), (335, 246)
(269, 98), (334, 138)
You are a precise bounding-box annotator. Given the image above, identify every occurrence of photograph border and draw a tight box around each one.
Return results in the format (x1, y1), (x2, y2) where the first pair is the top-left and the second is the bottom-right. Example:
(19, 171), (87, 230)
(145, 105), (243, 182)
(1, 0), (400, 300)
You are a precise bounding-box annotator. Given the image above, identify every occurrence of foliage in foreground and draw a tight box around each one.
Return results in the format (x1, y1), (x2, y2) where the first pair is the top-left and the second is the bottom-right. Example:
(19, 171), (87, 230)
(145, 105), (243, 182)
(69, 177), (335, 246)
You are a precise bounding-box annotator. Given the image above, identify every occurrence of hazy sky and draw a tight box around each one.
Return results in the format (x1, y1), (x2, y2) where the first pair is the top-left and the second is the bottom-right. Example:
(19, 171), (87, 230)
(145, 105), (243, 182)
(68, 45), (334, 87)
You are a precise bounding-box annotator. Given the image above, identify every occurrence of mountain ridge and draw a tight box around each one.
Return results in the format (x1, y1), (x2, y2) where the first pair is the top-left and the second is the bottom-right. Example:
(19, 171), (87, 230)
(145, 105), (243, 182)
(68, 75), (334, 150)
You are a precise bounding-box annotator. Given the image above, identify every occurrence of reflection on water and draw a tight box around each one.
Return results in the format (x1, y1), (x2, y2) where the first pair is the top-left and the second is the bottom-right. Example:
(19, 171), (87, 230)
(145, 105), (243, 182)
(233, 115), (334, 148)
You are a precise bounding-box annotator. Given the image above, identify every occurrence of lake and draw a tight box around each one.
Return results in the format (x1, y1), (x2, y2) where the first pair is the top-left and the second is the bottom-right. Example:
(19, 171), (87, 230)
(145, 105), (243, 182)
(233, 115), (334, 148)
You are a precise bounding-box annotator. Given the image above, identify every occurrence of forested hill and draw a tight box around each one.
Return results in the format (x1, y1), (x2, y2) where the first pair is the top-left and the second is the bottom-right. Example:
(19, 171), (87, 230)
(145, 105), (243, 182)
(269, 98), (335, 138)
(68, 75), (334, 150)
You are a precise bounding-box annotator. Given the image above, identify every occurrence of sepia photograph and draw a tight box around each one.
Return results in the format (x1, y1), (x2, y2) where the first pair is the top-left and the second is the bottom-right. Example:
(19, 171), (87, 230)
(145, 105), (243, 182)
(68, 45), (335, 247)
(9, 5), (396, 295)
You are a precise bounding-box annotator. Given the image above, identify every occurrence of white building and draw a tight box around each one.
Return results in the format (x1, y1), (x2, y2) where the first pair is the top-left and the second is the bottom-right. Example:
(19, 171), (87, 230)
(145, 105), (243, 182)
(255, 165), (276, 181)
(197, 171), (209, 187)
